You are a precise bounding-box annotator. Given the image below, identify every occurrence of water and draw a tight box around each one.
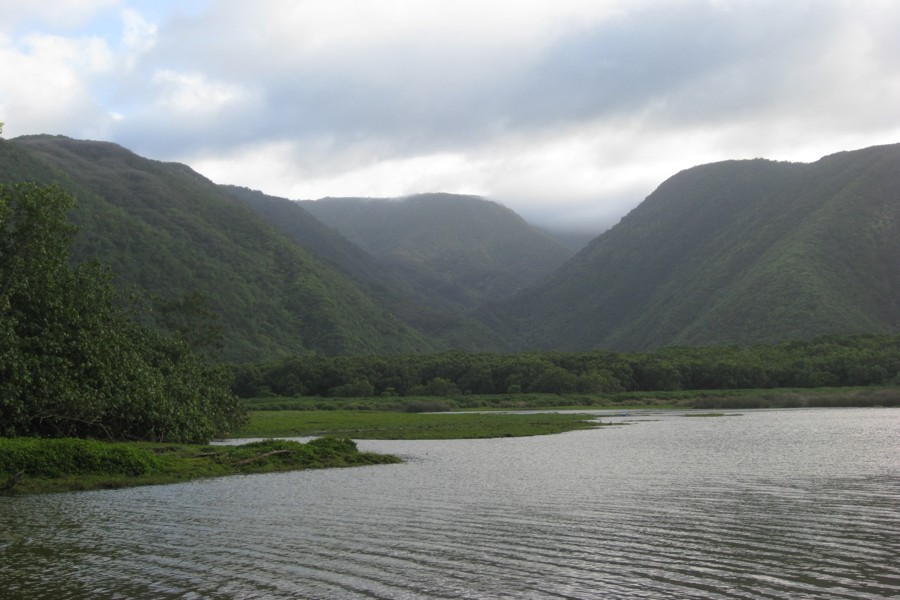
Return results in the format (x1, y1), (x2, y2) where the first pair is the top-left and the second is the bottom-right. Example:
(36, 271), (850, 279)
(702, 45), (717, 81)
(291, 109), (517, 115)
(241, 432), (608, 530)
(1, 408), (898, 599)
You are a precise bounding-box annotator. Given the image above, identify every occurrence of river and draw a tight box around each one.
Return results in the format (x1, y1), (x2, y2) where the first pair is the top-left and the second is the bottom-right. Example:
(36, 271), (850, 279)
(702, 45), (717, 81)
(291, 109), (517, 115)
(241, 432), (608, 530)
(1, 408), (898, 598)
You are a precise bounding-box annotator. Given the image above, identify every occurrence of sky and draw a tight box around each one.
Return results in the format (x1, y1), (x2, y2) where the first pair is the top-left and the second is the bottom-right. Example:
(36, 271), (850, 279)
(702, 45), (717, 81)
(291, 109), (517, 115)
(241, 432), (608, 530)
(2, 1), (900, 233)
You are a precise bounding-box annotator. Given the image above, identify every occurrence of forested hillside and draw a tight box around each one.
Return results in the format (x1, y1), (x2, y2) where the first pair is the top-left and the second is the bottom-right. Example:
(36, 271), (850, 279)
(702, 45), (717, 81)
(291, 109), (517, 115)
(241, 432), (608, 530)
(301, 194), (574, 309)
(222, 186), (505, 350)
(3, 134), (898, 360)
(484, 144), (900, 350)
(0, 136), (432, 361)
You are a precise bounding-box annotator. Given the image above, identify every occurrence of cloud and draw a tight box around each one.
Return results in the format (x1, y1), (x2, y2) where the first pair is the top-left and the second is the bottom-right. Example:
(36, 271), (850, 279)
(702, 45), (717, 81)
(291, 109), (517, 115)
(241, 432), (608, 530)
(3, 0), (900, 232)
(120, 8), (157, 57)
(0, 31), (113, 136)
(0, 0), (120, 29)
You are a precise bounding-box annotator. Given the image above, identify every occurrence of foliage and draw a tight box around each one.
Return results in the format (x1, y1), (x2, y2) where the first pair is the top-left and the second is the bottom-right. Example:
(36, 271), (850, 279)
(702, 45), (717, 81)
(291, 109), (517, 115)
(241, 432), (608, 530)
(236, 410), (602, 439)
(230, 334), (900, 399)
(0, 182), (245, 443)
(3, 135), (899, 364)
(225, 186), (522, 350)
(689, 387), (900, 409)
(300, 193), (573, 310)
(240, 386), (900, 414)
(208, 437), (391, 469)
(5, 136), (900, 361)
(485, 146), (900, 350)
(150, 290), (225, 359)
(0, 437), (159, 478)
(0, 437), (400, 495)
(0, 136), (432, 361)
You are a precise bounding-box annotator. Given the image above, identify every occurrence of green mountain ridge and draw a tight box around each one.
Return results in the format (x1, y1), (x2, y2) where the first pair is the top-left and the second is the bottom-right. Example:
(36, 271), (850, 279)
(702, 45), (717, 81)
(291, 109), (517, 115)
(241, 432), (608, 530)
(484, 144), (900, 350)
(0, 135), (433, 361)
(3, 134), (897, 359)
(300, 194), (574, 310)
(220, 186), (506, 350)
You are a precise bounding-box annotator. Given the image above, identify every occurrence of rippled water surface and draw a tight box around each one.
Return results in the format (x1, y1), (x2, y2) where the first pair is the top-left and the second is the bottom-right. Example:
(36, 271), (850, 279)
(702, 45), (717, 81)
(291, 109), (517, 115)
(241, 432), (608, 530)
(2, 408), (899, 598)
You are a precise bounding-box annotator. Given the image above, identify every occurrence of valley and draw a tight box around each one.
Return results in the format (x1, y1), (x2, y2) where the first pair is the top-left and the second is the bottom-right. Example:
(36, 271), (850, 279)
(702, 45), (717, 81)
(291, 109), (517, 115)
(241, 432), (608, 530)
(4, 135), (898, 359)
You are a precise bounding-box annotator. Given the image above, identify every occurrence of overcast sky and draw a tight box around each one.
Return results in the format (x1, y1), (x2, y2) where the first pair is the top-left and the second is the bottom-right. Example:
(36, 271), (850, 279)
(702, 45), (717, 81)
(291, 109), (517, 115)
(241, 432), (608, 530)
(2, 1), (900, 232)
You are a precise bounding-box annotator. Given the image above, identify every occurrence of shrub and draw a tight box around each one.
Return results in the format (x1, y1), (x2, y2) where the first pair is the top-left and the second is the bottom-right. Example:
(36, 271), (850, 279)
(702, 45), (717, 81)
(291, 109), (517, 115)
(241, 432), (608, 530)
(0, 183), (245, 443)
(0, 438), (159, 478)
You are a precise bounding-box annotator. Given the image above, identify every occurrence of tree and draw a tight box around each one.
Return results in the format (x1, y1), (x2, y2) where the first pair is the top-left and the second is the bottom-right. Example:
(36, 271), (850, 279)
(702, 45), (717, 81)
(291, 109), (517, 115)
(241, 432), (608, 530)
(0, 183), (244, 442)
(529, 366), (578, 394)
(153, 290), (224, 358)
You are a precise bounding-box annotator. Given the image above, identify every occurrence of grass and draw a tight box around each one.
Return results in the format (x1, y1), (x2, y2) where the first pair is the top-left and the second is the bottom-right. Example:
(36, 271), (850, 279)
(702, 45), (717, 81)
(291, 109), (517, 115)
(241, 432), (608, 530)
(10, 386), (894, 496)
(242, 386), (900, 412)
(1, 411), (605, 495)
(241, 393), (681, 412)
(0, 437), (400, 496)
(233, 410), (604, 440)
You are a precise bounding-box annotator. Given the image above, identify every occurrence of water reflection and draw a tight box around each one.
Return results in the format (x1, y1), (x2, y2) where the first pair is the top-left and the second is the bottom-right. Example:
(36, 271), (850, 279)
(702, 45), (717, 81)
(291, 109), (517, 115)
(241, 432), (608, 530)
(1, 408), (898, 598)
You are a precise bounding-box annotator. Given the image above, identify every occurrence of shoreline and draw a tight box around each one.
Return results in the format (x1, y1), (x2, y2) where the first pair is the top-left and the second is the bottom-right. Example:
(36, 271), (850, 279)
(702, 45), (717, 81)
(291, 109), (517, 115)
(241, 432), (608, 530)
(0, 437), (400, 497)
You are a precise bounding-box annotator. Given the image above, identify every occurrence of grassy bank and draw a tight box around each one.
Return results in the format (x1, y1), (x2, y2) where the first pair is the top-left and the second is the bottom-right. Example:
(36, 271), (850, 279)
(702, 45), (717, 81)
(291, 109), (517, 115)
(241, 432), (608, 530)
(242, 386), (900, 412)
(1, 411), (604, 495)
(234, 410), (603, 439)
(1, 410), (606, 495)
(0, 436), (399, 496)
(9, 386), (894, 496)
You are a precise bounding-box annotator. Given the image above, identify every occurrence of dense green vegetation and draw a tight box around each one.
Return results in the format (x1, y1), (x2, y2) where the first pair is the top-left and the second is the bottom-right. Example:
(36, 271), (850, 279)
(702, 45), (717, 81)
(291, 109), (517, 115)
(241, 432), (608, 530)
(240, 387), (900, 412)
(5, 133), (900, 495)
(486, 145), (900, 350)
(3, 136), (899, 358)
(223, 186), (506, 350)
(0, 436), (398, 495)
(231, 334), (900, 399)
(236, 410), (602, 439)
(300, 193), (573, 310)
(0, 182), (244, 442)
(0, 136), (432, 361)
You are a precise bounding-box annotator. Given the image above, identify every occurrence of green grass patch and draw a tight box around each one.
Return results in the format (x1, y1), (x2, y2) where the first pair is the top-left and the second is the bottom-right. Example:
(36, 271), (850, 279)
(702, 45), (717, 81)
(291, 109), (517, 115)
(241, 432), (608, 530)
(242, 387), (900, 413)
(0, 437), (159, 479)
(684, 387), (900, 409)
(241, 393), (686, 412)
(0, 437), (399, 496)
(234, 410), (603, 439)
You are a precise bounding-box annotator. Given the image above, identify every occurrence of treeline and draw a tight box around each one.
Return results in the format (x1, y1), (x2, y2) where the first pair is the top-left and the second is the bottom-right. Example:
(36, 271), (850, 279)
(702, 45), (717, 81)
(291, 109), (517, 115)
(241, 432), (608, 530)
(231, 334), (900, 398)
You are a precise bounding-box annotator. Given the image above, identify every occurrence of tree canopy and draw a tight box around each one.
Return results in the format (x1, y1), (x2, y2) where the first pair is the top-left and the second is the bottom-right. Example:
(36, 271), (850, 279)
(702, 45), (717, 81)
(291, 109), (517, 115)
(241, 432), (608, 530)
(0, 182), (244, 442)
(231, 335), (900, 399)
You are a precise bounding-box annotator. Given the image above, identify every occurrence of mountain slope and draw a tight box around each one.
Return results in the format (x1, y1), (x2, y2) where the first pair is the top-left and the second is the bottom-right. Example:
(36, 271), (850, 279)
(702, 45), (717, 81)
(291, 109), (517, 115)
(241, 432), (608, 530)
(301, 194), (574, 310)
(0, 135), (432, 360)
(221, 186), (506, 350)
(484, 144), (900, 350)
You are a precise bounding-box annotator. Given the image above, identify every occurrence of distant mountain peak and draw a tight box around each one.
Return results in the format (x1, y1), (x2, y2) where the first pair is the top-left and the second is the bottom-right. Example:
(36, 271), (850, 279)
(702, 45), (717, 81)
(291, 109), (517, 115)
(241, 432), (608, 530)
(300, 192), (573, 309)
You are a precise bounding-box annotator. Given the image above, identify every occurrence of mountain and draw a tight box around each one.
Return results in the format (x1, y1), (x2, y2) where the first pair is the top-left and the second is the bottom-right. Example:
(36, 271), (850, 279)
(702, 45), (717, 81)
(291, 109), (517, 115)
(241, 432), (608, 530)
(6, 134), (896, 359)
(221, 186), (506, 349)
(483, 144), (900, 351)
(0, 135), (433, 361)
(300, 194), (574, 310)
